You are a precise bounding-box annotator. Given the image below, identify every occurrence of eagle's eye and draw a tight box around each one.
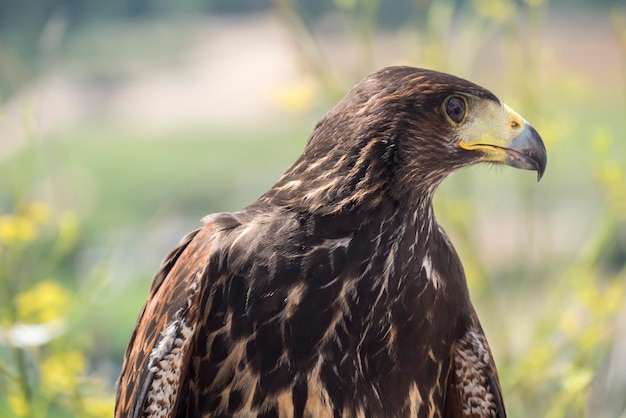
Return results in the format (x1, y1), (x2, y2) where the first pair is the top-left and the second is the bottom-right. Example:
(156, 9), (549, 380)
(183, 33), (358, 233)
(444, 95), (467, 124)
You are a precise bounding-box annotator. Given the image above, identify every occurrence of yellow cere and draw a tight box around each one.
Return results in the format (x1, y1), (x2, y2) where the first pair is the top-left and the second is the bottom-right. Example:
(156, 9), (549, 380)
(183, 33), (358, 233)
(457, 99), (527, 162)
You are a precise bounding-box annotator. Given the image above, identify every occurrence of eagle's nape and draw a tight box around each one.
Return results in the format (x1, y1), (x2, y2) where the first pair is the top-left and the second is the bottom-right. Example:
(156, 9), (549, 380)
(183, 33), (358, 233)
(115, 66), (546, 418)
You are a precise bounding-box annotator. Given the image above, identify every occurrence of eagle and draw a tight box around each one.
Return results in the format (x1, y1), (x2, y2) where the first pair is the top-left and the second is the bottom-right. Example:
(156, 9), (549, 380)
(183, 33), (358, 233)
(115, 66), (546, 418)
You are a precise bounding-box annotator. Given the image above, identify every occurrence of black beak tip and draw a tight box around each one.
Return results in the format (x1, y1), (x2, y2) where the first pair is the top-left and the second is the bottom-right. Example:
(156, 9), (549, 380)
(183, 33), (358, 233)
(536, 161), (546, 182)
(528, 125), (547, 182)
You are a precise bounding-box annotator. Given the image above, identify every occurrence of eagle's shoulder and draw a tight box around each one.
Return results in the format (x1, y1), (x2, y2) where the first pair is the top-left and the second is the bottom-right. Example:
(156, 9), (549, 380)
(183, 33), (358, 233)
(115, 212), (242, 418)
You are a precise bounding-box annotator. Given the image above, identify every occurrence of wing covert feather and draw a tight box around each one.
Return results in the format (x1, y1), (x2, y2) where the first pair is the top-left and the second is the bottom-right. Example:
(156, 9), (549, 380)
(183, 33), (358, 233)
(115, 221), (226, 418)
(444, 329), (506, 418)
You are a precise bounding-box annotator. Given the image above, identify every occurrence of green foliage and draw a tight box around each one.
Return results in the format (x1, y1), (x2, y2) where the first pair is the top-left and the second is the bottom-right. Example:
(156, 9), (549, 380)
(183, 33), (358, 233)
(0, 201), (113, 417)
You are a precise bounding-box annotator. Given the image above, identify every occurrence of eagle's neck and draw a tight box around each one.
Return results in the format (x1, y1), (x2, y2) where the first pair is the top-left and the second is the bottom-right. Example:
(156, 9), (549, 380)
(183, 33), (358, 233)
(364, 195), (443, 292)
(370, 194), (472, 329)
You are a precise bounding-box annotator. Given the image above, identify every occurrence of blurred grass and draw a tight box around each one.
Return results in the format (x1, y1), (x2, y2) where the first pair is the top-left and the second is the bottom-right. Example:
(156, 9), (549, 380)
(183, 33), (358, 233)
(1, 127), (307, 230)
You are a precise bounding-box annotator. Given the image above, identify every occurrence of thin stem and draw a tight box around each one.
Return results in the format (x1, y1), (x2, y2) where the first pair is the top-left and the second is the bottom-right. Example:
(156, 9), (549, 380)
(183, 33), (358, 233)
(0, 248), (33, 416)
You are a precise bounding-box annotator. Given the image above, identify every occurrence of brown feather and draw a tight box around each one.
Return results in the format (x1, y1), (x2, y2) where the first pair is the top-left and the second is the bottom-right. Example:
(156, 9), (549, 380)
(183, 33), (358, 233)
(116, 222), (228, 417)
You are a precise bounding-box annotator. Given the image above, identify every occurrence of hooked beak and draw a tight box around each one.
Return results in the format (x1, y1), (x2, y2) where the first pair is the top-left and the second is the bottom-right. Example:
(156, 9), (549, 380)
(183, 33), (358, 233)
(457, 102), (547, 181)
(500, 123), (547, 181)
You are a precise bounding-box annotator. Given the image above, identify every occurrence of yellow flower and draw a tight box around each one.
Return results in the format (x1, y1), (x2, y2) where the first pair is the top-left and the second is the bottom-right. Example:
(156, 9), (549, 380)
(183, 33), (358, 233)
(26, 201), (51, 225)
(272, 79), (317, 114)
(0, 201), (54, 245)
(472, 0), (515, 23)
(15, 280), (74, 324)
(558, 309), (581, 337)
(561, 366), (593, 394)
(8, 392), (29, 416)
(83, 395), (116, 418)
(524, 344), (554, 372)
(0, 214), (37, 244)
(41, 351), (86, 394)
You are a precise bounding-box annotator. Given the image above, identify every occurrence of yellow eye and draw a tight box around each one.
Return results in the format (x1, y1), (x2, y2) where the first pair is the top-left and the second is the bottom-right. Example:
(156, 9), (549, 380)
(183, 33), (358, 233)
(445, 96), (466, 124)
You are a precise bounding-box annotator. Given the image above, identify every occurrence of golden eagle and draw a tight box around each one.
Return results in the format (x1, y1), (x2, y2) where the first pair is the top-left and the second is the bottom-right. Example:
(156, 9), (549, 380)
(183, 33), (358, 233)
(115, 66), (546, 418)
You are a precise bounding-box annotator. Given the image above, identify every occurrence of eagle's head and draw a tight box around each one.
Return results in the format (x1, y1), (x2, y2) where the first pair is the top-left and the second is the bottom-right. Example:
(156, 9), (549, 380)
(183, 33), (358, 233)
(266, 66), (547, 213)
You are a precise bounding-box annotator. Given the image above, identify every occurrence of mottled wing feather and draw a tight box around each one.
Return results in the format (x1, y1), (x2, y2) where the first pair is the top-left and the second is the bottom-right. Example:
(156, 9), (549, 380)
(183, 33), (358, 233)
(115, 224), (222, 418)
(444, 328), (506, 418)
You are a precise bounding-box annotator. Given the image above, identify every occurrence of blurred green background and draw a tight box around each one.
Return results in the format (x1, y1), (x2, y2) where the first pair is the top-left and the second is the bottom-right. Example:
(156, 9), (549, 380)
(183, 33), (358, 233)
(0, 0), (625, 417)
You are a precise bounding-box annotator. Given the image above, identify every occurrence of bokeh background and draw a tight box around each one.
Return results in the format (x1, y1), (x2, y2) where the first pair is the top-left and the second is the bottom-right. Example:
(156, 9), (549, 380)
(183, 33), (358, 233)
(0, 0), (625, 417)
